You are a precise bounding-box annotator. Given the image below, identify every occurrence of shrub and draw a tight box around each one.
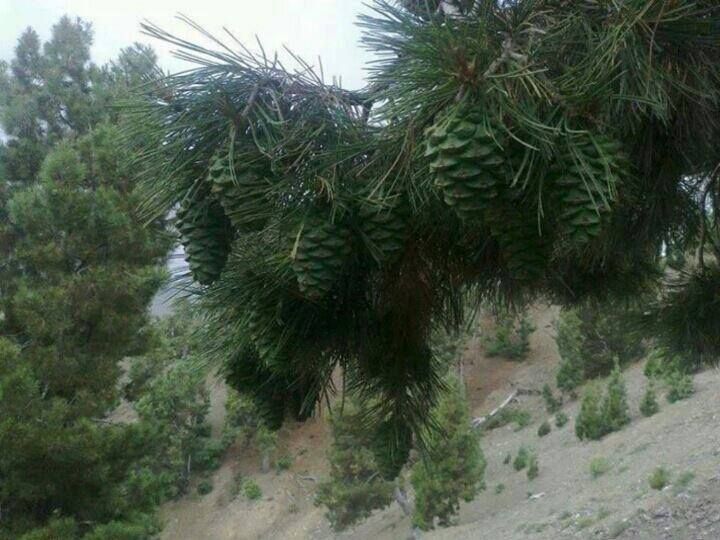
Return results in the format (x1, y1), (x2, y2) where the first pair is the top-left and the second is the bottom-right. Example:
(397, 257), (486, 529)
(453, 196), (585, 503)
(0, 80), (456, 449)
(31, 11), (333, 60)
(649, 467), (670, 490)
(575, 385), (605, 440)
(542, 384), (562, 413)
(555, 412), (568, 428)
(197, 479), (214, 495)
(589, 457), (610, 479)
(494, 483), (505, 494)
(556, 310), (585, 392)
(666, 372), (694, 403)
(576, 366), (630, 441)
(483, 311), (534, 360)
(526, 453), (539, 480)
(639, 383), (659, 417)
(411, 377), (486, 531)
(537, 421), (551, 437)
(83, 516), (161, 540)
(243, 479), (263, 500)
(514, 446), (530, 471)
(503, 452), (511, 465)
(276, 455), (293, 472)
(601, 364), (630, 432)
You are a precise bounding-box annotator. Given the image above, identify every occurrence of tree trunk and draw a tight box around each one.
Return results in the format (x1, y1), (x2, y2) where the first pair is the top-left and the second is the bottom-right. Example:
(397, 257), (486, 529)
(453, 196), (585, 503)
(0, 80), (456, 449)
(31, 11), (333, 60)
(394, 486), (422, 540)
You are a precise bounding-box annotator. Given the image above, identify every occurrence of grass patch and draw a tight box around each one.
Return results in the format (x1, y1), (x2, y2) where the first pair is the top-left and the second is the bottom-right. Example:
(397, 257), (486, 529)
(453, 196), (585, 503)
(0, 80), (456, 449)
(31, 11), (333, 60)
(673, 471), (695, 494)
(589, 457), (611, 479)
(649, 467), (671, 490)
(607, 519), (631, 538)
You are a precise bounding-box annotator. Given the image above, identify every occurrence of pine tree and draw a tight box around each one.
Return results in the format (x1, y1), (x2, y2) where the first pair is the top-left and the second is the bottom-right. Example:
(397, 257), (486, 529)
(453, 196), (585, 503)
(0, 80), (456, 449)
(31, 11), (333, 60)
(315, 404), (394, 532)
(411, 378), (485, 530)
(601, 364), (631, 432)
(130, 2), (720, 437)
(575, 385), (605, 441)
(0, 20), (171, 538)
(640, 383), (660, 417)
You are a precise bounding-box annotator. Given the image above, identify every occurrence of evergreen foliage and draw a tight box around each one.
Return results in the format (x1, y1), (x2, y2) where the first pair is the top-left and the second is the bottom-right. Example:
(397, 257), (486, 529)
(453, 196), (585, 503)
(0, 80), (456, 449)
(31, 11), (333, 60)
(0, 20), (170, 537)
(483, 311), (534, 360)
(537, 421), (551, 437)
(575, 385), (605, 441)
(542, 383), (562, 413)
(639, 383), (660, 417)
(575, 365), (630, 440)
(315, 404), (394, 532)
(556, 301), (646, 391)
(666, 372), (695, 403)
(411, 378), (485, 530)
(128, 1), (720, 438)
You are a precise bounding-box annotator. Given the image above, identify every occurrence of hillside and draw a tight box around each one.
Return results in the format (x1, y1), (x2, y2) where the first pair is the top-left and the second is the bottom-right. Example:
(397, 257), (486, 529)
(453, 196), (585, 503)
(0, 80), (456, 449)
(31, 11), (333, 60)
(159, 305), (720, 540)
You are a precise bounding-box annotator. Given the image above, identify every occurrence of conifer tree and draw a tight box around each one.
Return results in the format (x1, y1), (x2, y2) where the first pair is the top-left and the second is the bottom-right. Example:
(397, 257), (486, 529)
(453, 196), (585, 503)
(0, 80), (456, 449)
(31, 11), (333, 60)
(315, 404), (394, 531)
(601, 363), (631, 432)
(411, 378), (485, 530)
(0, 19), (170, 537)
(130, 1), (720, 438)
(640, 383), (660, 417)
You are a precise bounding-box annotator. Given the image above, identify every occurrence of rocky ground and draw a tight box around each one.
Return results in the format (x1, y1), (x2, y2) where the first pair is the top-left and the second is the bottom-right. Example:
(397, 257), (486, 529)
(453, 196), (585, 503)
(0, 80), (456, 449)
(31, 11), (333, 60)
(159, 304), (720, 540)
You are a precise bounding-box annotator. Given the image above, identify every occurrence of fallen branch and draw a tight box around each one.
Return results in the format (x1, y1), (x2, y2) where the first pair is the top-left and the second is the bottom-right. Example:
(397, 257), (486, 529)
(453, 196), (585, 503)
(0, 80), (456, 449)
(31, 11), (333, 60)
(471, 390), (518, 429)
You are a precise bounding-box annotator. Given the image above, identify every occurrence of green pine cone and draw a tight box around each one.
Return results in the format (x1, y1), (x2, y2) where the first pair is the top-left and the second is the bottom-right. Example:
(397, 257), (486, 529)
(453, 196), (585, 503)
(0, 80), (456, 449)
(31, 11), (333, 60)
(486, 204), (547, 284)
(426, 109), (505, 220)
(358, 195), (408, 264)
(176, 197), (233, 286)
(290, 211), (352, 299)
(552, 135), (623, 247)
(208, 150), (271, 233)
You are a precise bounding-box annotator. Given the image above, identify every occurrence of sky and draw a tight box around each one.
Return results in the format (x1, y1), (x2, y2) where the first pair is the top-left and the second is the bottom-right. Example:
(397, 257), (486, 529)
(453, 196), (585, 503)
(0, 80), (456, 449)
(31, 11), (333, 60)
(0, 0), (373, 89)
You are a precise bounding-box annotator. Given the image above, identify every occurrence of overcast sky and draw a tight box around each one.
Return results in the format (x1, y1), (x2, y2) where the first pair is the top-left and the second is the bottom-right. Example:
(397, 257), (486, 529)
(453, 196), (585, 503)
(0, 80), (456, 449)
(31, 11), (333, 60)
(0, 0), (373, 89)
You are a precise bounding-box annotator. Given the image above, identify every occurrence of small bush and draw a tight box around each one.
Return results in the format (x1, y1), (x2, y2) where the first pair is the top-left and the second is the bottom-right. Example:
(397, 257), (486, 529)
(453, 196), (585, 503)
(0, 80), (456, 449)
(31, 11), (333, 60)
(243, 479), (263, 500)
(494, 483), (505, 494)
(276, 455), (293, 472)
(666, 372), (694, 403)
(555, 412), (568, 428)
(589, 457), (610, 479)
(639, 383), (659, 417)
(575, 385), (605, 440)
(542, 384), (562, 413)
(526, 454), (539, 480)
(197, 479), (214, 495)
(649, 467), (670, 490)
(483, 312), (534, 360)
(503, 452), (511, 465)
(537, 421), (551, 437)
(514, 446), (530, 471)
(576, 365), (630, 441)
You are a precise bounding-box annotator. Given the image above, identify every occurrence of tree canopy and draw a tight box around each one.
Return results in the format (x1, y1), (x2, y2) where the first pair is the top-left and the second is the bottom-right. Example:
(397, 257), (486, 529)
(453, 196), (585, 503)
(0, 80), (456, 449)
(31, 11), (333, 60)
(130, 1), (720, 439)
